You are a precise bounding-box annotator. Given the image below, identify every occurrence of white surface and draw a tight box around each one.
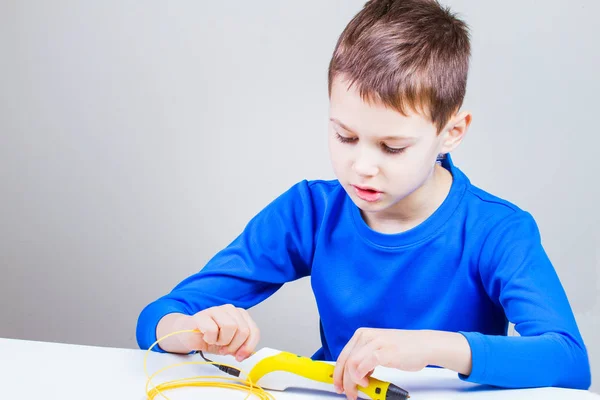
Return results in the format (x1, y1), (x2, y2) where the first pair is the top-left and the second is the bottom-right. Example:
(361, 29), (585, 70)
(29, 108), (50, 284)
(1, 338), (597, 400)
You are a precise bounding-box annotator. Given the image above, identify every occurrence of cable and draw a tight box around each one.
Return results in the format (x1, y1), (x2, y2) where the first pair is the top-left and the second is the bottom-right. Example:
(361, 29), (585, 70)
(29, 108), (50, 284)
(199, 350), (241, 377)
(144, 329), (275, 400)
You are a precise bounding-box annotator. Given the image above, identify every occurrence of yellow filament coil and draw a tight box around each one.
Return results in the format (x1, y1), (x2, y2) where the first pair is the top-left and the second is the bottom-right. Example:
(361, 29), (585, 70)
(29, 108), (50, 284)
(144, 329), (275, 400)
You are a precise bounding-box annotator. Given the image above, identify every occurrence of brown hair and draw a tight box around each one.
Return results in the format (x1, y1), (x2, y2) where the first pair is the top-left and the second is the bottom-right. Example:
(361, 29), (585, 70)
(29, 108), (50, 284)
(328, 0), (471, 133)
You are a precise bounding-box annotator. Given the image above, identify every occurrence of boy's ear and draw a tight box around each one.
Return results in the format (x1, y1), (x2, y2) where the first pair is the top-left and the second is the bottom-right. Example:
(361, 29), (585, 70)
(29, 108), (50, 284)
(440, 111), (472, 153)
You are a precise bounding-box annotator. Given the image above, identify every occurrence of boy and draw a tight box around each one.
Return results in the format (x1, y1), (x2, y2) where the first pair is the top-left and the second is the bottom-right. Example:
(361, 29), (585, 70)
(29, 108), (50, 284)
(136, 0), (591, 398)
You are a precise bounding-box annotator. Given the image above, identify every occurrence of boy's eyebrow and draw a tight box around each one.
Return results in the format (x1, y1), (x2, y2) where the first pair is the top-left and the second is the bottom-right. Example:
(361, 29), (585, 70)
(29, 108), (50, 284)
(329, 118), (416, 141)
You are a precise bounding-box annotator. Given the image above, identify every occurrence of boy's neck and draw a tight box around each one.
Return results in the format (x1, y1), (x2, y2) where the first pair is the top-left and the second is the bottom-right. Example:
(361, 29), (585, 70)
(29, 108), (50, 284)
(361, 164), (453, 234)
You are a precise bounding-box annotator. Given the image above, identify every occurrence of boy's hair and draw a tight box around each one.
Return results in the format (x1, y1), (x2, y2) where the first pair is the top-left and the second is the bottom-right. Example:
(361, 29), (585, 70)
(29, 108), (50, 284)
(328, 0), (471, 133)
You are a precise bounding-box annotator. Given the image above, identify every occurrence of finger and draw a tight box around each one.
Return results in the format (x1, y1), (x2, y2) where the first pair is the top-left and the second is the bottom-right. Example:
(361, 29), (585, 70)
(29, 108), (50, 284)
(343, 358), (359, 400)
(353, 344), (383, 388)
(235, 309), (260, 361)
(204, 343), (225, 354)
(344, 333), (376, 399)
(189, 313), (220, 350)
(209, 308), (238, 346)
(172, 315), (206, 352)
(334, 331), (360, 394)
(221, 308), (250, 356)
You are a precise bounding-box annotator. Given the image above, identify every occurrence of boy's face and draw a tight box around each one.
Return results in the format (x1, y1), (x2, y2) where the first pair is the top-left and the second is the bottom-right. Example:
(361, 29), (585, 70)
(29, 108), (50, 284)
(328, 75), (464, 215)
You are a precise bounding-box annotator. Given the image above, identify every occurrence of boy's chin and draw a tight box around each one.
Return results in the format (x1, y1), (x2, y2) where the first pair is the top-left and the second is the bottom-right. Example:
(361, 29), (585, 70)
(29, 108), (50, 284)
(349, 194), (389, 212)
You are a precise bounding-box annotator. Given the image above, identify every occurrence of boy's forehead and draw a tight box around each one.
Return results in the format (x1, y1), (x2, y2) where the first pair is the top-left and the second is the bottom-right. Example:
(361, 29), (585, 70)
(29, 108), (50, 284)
(329, 76), (436, 137)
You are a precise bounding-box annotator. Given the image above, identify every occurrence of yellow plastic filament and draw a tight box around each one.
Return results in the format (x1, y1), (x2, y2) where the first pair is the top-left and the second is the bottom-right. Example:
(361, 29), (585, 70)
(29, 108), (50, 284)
(144, 329), (275, 400)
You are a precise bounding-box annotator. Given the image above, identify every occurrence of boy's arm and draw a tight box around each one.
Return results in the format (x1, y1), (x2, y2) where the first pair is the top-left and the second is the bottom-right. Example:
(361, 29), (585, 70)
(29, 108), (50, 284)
(333, 211), (590, 397)
(458, 211), (591, 389)
(136, 180), (317, 351)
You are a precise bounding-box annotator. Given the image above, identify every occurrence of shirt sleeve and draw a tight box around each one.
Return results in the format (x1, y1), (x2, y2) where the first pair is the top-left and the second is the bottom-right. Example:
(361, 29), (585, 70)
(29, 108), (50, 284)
(458, 211), (591, 389)
(136, 180), (317, 351)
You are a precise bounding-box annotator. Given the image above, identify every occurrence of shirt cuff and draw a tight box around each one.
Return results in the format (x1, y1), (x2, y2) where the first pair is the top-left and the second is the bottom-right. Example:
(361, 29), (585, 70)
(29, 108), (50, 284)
(457, 331), (490, 384)
(136, 299), (190, 353)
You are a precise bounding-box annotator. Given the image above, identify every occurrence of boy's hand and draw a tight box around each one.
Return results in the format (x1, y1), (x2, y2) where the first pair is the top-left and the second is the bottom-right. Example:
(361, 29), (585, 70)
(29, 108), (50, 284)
(333, 328), (431, 400)
(156, 304), (260, 361)
(333, 328), (471, 400)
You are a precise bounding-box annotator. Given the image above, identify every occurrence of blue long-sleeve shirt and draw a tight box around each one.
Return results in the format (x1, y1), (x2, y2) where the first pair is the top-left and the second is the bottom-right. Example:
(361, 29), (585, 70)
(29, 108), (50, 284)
(136, 155), (591, 389)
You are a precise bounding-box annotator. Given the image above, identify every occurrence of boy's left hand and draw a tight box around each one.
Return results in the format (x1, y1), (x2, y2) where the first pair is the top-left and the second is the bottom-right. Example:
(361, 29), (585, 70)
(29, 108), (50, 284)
(332, 328), (433, 400)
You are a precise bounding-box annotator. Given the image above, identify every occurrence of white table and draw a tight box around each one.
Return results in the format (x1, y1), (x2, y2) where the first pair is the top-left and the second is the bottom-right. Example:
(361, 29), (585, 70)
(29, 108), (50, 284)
(1, 337), (598, 399)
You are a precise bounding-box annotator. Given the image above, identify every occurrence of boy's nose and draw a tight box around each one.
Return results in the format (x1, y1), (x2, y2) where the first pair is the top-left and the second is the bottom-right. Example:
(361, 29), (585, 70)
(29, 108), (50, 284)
(352, 150), (379, 177)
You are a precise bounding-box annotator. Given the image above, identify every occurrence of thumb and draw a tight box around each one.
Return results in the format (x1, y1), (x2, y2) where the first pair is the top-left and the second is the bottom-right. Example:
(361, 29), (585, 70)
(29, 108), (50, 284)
(172, 315), (206, 351)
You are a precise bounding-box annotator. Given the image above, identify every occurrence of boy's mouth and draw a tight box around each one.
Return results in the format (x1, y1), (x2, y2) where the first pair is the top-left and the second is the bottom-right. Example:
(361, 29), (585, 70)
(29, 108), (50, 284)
(352, 185), (382, 202)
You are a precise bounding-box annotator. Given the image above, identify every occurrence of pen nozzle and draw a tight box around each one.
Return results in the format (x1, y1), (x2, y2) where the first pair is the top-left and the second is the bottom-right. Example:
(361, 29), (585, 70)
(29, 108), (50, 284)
(385, 383), (410, 400)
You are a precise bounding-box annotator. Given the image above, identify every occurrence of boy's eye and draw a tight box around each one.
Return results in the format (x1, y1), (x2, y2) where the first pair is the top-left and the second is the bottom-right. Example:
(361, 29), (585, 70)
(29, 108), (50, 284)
(335, 131), (406, 154)
(335, 132), (357, 144)
(381, 143), (406, 154)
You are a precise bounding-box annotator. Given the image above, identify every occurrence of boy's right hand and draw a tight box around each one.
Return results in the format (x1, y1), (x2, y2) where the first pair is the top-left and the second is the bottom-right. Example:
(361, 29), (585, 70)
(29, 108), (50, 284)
(156, 305), (260, 361)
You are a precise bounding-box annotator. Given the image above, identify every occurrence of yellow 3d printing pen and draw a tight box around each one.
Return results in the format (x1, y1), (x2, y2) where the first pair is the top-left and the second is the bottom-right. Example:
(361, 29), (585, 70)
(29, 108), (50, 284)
(208, 347), (410, 400)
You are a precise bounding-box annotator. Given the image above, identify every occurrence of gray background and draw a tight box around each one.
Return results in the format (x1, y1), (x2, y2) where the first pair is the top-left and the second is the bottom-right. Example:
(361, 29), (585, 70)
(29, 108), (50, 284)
(1, 0), (598, 393)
